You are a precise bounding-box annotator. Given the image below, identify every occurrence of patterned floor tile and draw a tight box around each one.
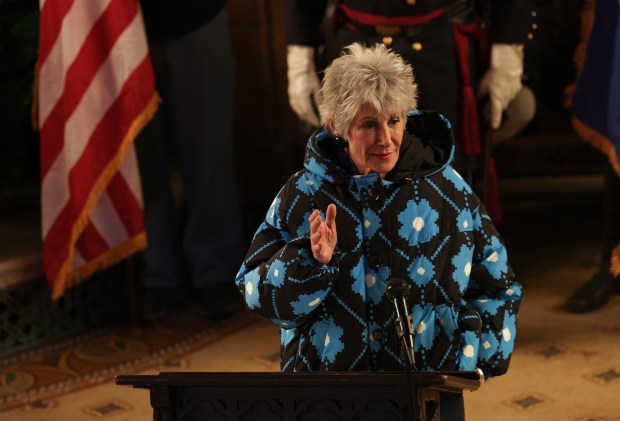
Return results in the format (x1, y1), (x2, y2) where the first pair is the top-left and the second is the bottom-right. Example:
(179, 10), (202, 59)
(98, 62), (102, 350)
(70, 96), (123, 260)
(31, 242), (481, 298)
(159, 357), (188, 370)
(82, 400), (132, 418)
(505, 393), (551, 411)
(22, 398), (57, 412)
(601, 325), (620, 336)
(252, 351), (281, 369)
(571, 418), (615, 421)
(584, 368), (620, 386)
(533, 344), (568, 360)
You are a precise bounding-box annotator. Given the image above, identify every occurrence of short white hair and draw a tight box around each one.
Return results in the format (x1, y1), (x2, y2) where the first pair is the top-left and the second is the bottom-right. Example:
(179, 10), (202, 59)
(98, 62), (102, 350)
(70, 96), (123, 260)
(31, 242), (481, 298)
(318, 43), (418, 136)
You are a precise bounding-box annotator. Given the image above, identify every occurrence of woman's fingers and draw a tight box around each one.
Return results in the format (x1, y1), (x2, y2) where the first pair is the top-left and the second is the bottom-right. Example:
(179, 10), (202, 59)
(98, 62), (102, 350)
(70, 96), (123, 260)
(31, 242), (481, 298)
(308, 206), (337, 265)
(325, 204), (337, 230)
(309, 206), (337, 230)
(309, 209), (322, 232)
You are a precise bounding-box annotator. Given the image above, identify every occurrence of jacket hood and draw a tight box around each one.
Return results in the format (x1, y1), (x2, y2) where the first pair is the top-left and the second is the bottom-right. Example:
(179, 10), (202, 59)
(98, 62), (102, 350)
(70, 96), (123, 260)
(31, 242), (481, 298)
(303, 110), (455, 183)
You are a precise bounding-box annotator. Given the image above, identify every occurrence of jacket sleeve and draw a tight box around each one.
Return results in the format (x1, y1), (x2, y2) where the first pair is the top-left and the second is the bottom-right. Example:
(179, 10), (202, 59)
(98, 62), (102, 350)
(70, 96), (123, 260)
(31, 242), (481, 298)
(489, 0), (534, 43)
(285, 0), (328, 46)
(235, 181), (340, 329)
(462, 201), (522, 377)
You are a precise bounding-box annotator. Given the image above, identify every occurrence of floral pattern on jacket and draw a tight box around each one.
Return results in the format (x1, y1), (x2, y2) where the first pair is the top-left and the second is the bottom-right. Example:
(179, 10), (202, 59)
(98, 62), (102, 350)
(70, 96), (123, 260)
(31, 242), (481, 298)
(236, 111), (522, 376)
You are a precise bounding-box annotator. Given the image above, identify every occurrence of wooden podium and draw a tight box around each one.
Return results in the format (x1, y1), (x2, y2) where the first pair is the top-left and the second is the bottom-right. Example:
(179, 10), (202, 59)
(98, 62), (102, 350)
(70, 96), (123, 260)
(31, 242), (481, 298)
(116, 371), (480, 421)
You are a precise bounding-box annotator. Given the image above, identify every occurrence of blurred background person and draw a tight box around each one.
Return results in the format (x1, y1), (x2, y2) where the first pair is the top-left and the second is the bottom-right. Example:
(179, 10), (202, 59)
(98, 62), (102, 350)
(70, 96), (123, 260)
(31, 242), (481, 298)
(285, 0), (533, 206)
(563, 0), (620, 312)
(135, 0), (245, 322)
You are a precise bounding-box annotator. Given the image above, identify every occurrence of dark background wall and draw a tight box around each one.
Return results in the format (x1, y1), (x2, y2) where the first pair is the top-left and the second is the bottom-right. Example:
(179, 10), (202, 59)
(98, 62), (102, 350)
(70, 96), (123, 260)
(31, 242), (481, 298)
(228, 0), (307, 242)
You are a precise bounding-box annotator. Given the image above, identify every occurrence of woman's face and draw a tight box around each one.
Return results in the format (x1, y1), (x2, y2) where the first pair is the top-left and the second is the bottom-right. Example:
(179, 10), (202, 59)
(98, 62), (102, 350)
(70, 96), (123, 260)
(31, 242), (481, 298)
(342, 103), (405, 178)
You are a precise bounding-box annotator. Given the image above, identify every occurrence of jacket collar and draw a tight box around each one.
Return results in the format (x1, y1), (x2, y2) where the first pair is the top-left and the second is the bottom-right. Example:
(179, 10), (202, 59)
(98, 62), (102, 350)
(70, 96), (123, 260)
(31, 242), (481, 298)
(304, 110), (455, 183)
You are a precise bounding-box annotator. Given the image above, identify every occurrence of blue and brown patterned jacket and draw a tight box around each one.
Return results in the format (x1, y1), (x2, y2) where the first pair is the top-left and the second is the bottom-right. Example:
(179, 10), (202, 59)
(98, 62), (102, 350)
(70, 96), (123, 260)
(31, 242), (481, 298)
(236, 110), (522, 376)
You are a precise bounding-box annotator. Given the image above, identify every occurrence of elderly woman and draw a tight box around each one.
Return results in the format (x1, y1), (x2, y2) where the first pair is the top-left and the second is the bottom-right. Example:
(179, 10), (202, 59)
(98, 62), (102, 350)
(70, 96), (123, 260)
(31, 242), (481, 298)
(235, 43), (521, 418)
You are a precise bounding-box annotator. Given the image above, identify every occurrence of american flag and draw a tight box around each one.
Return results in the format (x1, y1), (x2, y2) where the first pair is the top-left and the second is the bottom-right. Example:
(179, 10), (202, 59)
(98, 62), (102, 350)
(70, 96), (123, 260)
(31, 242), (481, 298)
(36, 0), (158, 299)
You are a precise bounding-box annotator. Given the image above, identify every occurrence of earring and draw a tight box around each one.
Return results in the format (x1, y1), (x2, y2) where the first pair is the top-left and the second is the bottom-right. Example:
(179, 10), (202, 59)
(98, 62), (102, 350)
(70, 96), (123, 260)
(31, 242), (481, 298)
(333, 134), (348, 148)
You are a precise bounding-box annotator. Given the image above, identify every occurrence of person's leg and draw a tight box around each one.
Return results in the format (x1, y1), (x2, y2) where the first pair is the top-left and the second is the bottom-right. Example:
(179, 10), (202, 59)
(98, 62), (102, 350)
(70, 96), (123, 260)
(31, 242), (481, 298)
(601, 169), (620, 264)
(166, 9), (244, 318)
(134, 41), (186, 322)
(564, 167), (620, 312)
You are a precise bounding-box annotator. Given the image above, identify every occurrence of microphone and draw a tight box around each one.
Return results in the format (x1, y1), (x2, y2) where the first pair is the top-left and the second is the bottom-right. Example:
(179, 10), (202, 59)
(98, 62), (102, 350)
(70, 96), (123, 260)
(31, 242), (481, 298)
(386, 278), (416, 369)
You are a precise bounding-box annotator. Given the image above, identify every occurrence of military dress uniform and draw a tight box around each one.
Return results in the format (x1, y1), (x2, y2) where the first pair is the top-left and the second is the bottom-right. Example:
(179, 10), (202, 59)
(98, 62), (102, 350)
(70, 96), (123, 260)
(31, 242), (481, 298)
(286, 0), (533, 177)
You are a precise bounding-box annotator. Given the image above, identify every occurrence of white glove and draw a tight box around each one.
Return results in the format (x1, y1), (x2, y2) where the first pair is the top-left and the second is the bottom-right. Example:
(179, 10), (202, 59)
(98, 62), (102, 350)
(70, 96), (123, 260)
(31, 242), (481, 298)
(287, 45), (321, 127)
(478, 44), (524, 129)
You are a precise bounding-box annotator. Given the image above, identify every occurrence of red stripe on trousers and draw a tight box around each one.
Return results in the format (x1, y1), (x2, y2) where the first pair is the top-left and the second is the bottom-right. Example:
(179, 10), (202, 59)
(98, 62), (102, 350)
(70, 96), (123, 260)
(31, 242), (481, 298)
(451, 22), (481, 156)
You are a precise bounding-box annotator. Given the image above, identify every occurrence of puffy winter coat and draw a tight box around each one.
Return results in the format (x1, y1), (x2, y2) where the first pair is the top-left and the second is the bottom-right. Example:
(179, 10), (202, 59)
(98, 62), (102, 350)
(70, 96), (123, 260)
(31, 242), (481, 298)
(236, 111), (521, 376)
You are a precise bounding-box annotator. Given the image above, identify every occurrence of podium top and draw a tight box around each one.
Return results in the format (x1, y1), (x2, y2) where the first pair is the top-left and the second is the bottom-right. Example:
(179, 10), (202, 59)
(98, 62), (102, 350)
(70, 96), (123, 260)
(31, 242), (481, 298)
(116, 371), (481, 393)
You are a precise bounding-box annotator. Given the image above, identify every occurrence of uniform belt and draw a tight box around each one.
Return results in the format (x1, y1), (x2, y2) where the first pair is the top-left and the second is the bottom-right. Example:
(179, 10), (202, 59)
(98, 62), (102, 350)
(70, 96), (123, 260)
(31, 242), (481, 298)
(343, 19), (433, 38)
(338, 2), (471, 38)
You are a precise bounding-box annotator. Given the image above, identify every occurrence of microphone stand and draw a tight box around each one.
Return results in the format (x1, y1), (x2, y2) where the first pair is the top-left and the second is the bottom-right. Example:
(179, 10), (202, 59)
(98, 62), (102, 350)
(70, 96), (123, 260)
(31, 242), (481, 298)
(387, 278), (423, 421)
(384, 209), (436, 420)
(405, 358), (419, 421)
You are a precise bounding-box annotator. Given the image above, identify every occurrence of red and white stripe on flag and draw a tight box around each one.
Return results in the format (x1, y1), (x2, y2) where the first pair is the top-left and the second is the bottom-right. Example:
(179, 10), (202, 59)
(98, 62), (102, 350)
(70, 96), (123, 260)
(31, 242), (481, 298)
(37, 0), (158, 299)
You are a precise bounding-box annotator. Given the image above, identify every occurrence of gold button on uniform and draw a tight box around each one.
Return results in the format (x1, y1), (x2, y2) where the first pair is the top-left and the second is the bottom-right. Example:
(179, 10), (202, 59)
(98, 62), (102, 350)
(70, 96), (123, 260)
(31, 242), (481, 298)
(411, 42), (423, 51)
(382, 36), (393, 47)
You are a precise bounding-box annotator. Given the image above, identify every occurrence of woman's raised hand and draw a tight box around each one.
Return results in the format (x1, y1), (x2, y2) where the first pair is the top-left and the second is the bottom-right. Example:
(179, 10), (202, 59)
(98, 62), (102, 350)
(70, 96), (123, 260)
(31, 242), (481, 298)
(309, 204), (338, 265)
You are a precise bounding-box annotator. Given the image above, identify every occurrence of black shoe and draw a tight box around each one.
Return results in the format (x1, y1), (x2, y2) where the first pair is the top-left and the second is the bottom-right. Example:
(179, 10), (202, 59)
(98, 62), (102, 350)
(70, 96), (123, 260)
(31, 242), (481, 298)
(139, 287), (185, 323)
(198, 282), (245, 320)
(563, 268), (618, 313)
